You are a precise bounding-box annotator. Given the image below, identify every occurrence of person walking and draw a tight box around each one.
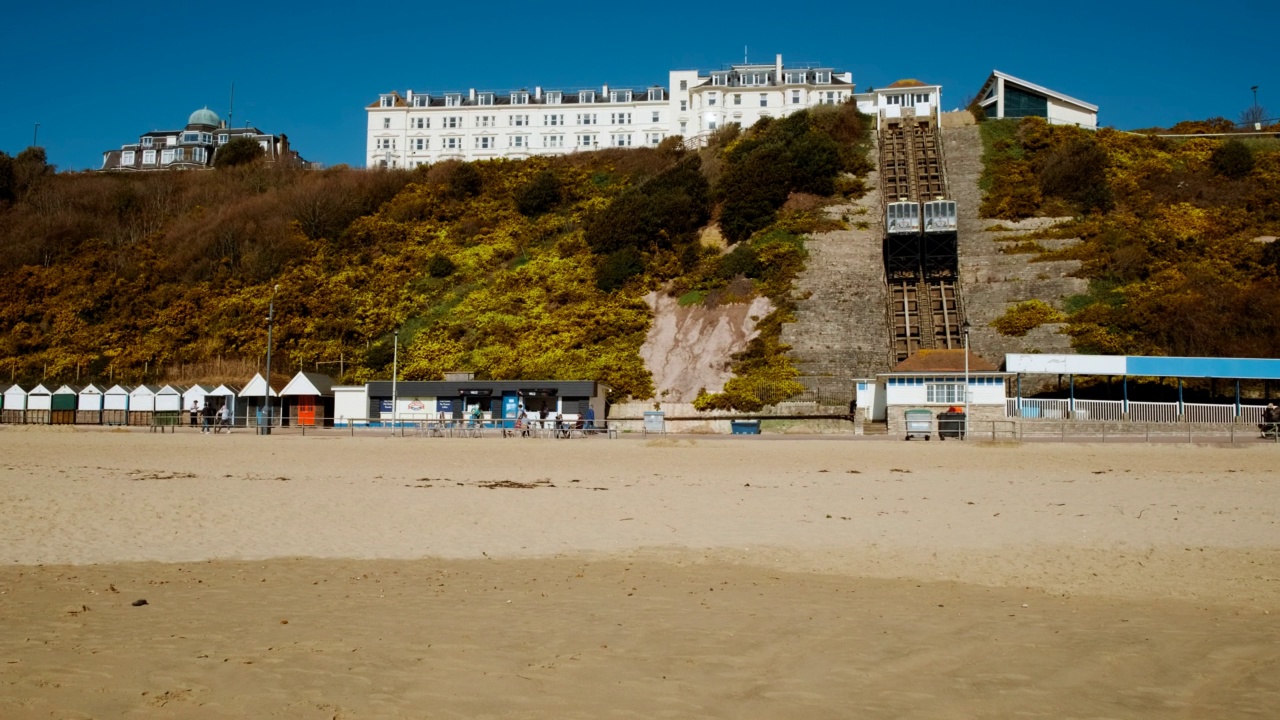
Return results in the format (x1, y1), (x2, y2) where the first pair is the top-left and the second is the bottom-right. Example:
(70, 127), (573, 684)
(216, 403), (232, 434)
(200, 402), (215, 434)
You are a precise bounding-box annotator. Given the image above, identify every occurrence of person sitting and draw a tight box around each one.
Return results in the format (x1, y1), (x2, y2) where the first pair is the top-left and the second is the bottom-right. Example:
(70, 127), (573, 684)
(1261, 403), (1279, 438)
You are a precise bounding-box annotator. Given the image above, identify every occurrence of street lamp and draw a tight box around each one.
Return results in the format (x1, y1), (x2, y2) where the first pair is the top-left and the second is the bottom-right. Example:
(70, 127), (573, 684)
(33, 123), (39, 148)
(1253, 86), (1259, 110)
(263, 284), (279, 434)
(961, 319), (972, 440)
(391, 330), (399, 430)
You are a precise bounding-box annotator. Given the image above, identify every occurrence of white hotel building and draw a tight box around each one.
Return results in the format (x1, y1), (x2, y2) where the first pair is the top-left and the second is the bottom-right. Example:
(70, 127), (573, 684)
(366, 55), (860, 167)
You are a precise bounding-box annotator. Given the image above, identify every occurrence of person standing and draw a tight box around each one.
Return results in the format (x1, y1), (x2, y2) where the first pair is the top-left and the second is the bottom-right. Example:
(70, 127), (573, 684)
(201, 403), (215, 434)
(584, 405), (596, 434)
(189, 400), (199, 428)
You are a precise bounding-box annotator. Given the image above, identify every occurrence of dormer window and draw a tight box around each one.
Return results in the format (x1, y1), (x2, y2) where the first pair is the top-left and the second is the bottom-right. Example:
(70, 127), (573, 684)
(412, 95), (429, 107)
(379, 95), (393, 108)
(610, 89), (631, 103)
(182, 132), (200, 143)
(785, 71), (807, 84)
(445, 94), (462, 107)
(647, 87), (664, 101)
(142, 137), (154, 147)
(511, 92), (528, 104)
(741, 71), (769, 86)
(711, 72), (728, 86)
(546, 91), (562, 105)
(815, 71), (831, 84)
(478, 92), (494, 106)
(217, 133), (229, 144)
(579, 90), (595, 103)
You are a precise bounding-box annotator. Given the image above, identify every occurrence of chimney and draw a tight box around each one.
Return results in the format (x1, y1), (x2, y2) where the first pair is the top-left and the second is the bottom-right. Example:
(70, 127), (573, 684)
(469, 88), (476, 102)
(535, 86), (542, 99)
(406, 90), (413, 103)
(775, 54), (783, 83)
(602, 83), (609, 97)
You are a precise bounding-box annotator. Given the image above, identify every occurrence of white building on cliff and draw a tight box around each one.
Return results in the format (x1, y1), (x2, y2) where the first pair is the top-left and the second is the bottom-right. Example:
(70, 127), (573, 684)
(365, 55), (856, 167)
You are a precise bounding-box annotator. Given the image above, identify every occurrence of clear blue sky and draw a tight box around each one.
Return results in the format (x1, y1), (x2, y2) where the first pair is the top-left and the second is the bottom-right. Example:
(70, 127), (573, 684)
(3, 0), (1276, 171)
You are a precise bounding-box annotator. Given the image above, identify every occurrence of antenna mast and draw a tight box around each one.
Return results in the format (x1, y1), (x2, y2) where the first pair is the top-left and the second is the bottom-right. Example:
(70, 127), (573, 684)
(228, 82), (235, 127)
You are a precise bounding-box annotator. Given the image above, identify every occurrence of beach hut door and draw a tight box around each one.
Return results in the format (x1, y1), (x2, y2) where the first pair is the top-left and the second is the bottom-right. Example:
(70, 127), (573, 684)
(298, 396), (316, 426)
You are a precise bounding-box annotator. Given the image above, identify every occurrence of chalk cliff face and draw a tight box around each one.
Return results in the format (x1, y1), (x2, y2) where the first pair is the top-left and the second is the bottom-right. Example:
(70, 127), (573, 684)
(640, 292), (773, 403)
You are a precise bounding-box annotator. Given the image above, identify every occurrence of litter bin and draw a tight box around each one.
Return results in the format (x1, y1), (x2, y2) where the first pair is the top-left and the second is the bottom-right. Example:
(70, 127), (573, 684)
(731, 420), (761, 435)
(938, 411), (966, 440)
(643, 411), (665, 435)
(904, 409), (933, 440)
(256, 408), (271, 435)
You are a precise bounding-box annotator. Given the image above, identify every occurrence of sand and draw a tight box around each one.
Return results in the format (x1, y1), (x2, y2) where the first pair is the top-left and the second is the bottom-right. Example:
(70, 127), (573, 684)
(1, 429), (1278, 718)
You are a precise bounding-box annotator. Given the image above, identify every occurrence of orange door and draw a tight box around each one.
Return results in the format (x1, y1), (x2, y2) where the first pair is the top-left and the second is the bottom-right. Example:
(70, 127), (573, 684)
(298, 396), (316, 426)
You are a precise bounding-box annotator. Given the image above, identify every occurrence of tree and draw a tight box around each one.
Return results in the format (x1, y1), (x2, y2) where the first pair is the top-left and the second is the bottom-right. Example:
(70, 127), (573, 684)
(214, 137), (266, 168)
(0, 152), (13, 204)
(1240, 104), (1268, 128)
(514, 170), (561, 216)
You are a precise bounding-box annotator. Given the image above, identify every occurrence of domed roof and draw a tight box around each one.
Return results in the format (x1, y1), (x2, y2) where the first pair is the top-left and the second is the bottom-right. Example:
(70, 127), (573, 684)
(187, 107), (221, 127)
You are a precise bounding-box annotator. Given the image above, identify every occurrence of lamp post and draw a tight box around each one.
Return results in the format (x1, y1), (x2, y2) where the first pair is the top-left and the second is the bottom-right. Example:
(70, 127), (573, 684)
(1253, 86), (1259, 111)
(961, 319), (971, 440)
(33, 123), (39, 148)
(391, 330), (399, 430)
(263, 284), (279, 434)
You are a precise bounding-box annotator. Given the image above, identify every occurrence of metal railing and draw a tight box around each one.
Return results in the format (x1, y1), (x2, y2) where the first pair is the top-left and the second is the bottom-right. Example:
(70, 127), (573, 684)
(1007, 397), (1272, 425)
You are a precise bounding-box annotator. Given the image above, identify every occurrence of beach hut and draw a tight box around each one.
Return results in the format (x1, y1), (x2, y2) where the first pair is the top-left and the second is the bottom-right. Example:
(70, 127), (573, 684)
(51, 385), (81, 425)
(102, 384), (133, 425)
(238, 373), (281, 429)
(25, 383), (53, 424)
(333, 386), (369, 427)
(280, 371), (335, 427)
(1, 384), (25, 424)
(153, 385), (186, 427)
(77, 384), (105, 425)
(127, 385), (160, 426)
(208, 384), (241, 426)
(182, 385), (215, 429)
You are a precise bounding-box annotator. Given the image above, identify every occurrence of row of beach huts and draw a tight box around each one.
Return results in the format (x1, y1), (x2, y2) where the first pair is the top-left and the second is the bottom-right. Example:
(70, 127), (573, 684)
(0, 371), (334, 427)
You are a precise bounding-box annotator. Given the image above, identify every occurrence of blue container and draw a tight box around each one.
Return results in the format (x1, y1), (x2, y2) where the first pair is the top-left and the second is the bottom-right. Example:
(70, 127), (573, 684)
(731, 420), (761, 435)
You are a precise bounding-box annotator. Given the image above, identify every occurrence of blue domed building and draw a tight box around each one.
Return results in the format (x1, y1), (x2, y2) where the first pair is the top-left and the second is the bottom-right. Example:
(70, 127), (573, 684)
(101, 107), (311, 171)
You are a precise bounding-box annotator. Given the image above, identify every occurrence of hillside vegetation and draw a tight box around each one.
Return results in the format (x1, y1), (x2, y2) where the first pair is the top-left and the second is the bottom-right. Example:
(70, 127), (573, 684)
(0, 105), (871, 405)
(979, 118), (1280, 358)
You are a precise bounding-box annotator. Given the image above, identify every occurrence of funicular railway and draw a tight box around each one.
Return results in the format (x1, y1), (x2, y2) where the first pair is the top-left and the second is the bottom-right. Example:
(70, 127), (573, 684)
(879, 109), (965, 364)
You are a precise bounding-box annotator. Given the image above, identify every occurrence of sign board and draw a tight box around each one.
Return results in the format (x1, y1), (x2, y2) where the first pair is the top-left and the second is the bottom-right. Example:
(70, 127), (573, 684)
(407, 400), (425, 411)
(379, 399), (393, 413)
(437, 398), (455, 414)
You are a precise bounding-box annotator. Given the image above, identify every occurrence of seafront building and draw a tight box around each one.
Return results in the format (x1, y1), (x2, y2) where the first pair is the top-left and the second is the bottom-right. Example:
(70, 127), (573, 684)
(100, 108), (310, 171)
(364, 54), (913, 167)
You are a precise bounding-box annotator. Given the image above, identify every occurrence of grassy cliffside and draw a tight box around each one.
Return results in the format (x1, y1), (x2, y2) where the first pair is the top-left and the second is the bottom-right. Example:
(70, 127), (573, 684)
(0, 105), (871, 405)
(978, 118), (1280, 358)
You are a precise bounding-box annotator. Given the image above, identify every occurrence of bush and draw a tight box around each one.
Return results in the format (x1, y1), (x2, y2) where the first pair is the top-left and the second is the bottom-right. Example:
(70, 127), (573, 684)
(595, 246), (645, 291)
(515, 170), (561, 216)
(1038, 137), (1112, 213)
(214, 137), (265, 168)
(991, 300), (1065, 337)
(1210, 139), (1255, 179)
(585, 156), (710, 254)
(427, 253), (457, 278)
(447, 162), (483, 198)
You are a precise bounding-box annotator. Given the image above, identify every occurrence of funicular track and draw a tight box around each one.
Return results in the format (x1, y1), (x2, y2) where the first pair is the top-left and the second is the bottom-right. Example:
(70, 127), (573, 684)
(880, 111), (965, 364)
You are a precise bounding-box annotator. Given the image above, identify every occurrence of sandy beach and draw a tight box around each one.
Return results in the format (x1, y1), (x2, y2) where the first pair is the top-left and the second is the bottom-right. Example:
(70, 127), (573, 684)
(1, 428), (1277, 718)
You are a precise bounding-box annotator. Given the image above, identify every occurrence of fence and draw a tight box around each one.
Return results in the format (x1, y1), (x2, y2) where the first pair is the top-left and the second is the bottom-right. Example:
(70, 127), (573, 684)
(1008, 397), (1271, 425)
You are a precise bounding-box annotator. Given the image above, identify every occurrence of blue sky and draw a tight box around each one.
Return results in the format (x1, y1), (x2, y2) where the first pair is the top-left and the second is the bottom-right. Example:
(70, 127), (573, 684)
(3, 0), (1276, 171)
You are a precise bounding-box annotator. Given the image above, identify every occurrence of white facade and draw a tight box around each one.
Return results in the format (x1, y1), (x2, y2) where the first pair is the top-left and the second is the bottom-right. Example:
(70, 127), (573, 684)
(366, 54), (855, 167)
(156, 385), (186, 412)
(129, 385), (160, 412)
(104, 385), (133, 411)
(78, 384), (105, 411)
(183, 384), (215, 410)
(27, 384), (53, 411)
(975, 71), (1098, 129)
(867, 373), (1009, 421)
(333, 385), (368, 426)
(4, 384), (27, 411)
(855, 83), (943, 128)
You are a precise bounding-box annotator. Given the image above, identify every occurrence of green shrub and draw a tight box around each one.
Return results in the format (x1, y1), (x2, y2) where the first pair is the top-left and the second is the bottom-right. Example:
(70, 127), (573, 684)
(427, 253), (457, 278)
(991, 300), (1065, 336)
(515, 170), (561, 216)
(596, 246), (645, 291)
(1210, 139), (1255, 179)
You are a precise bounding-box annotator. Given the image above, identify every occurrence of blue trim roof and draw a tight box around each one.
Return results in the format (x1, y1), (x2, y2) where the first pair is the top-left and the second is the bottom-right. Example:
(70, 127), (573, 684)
(1125, 356), (1280, 380)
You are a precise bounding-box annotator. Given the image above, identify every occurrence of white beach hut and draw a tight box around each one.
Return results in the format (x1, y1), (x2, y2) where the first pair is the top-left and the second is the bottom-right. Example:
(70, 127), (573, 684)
(26, 383), (53, 424)
(127, 385), (160, 426)
(77, 383), (105, 425)
(280, 371), (335, 427)
(333, 385), (369, 427)
(238, 373), (281, 429)
(155, 384), (187, 428)
(208, 384), (242, 426)
(103, 384), (133, 425)
(1, 384), (26, 424)
(183, 385), (215, 428)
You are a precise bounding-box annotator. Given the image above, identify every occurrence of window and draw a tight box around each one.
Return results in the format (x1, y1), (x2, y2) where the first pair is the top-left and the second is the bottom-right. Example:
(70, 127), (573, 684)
(476, 137), (493, 149)
(578, 134), (596, 147)
(647, 88), (663, 101)
(543, 135), (564, 147)
(443, 137), (460, 150)
(142, 136), (153, 147)
(926, 382), (966, 404)
(445, 94), (461, 107)
(544, 114), (563, 126)
(142, 149), (156, 164)
(887, 94), (902, 106)
(645, 133), (663, 146)
(711, 72), (727, 86)
(579, 90), (595, 103)
(200, 133), (212, 143)
(478, 92), (494, 106)
(914, 93), (929, 104)
(707, 93), (717, 106)
(577, 113), (596, 125)
(376, 138), (396, 149)
(193, 147), (206, 163)
(815, 71), (831, 84)
(445, 116), (461, 128)
(611, 133), (632, 147)
(383, 117), (391, 129)
(785, 71), (807, 84)
(412, 95), (428, 107)
(609, 90), (631, 102)
(512, 114), (529, 127)
(217, 133), (229, 144)
(412, 117), (428, 129)
(175, 148), (185, 161)
(380, 96), (393, 108)
(610, 112), (631, 124)
(679, 100), (687, 112)
(742, 71), (768, 86)
(511, 136), (526, 148)
(679, 80), (687, 91)
(546, 91), (562, 105)
(733, 94), (741, 105)
(161, 148), (175, 164)
(791, 90), (801, 104)
(478, 115), (494, 127)
(414, 138), (427, 151)
(821, 91), (837, 105)
(679, 121), (687, 134)
(651, 111), (660, 122)
(121, 150), (135, 165)
(708, 119), (718, 130)
(511, 92), (529, 104)
(182, 133), (198, 143)
(759, 93), (768, 107)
